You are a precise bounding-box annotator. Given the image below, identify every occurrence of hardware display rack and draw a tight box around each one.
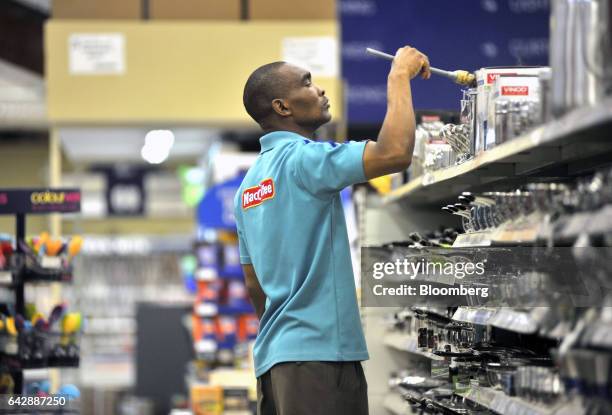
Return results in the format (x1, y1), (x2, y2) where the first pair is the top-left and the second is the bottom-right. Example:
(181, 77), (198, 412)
(0, 188), (81, 394)
(360, 99), (612, 415)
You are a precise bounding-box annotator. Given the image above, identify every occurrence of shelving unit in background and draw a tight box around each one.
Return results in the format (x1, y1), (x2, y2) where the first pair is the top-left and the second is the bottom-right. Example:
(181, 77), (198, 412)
(191, 233), (257, 364)
(189, 231), (258, 413)
(0, 188), (80, 394)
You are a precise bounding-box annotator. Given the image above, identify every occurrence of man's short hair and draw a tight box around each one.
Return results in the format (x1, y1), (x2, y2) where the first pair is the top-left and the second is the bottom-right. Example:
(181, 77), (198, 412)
(243, 62), (289, 125)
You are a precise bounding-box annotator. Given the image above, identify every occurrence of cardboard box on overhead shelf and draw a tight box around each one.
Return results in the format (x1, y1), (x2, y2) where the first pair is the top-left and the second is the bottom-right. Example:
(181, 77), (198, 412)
(149, 0), (241, 20)
(249, 0), (336, 19)
(53, 0), (142, 19)
(45, 21), (342, 125)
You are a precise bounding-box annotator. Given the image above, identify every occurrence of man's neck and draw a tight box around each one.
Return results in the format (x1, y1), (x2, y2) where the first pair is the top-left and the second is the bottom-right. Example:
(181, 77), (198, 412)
(263, 123), (316, 139)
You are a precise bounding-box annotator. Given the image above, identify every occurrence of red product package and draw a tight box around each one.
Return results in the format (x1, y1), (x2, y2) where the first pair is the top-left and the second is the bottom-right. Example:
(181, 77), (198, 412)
(238, 314), (259, 342)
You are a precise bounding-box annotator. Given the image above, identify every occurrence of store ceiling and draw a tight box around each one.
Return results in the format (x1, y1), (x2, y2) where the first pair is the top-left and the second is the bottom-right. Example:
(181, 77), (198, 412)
(11, 0), (49, 13)
(1, 1), (46, 74)
(59, 127), (221, 164)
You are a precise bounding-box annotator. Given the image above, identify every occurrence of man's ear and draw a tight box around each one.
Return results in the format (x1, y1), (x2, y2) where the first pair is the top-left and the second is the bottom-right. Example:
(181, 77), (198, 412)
(271, 98), (291, 117)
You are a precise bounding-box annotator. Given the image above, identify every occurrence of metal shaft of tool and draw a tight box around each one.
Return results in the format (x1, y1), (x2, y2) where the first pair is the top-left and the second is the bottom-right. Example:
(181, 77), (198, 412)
(365, 47), (455, 80)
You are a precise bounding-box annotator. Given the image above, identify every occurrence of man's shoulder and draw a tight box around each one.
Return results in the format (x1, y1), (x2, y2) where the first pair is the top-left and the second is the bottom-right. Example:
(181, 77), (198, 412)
(233, 174), (249, 211)
(233, 166), (260, 208)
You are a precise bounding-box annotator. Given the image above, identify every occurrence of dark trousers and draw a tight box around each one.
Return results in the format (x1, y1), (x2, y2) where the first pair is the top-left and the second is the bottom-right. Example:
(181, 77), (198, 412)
(257, 361), (369, 415)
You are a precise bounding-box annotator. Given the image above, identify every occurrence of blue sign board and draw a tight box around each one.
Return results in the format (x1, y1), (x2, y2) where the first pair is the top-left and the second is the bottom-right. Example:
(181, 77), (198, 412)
(197, 175), (244, 230)
(340, 0), (550, 122)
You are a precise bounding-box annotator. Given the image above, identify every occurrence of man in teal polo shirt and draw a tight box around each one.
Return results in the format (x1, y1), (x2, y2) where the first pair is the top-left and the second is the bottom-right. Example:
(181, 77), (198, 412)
(235, 46), (430, 415)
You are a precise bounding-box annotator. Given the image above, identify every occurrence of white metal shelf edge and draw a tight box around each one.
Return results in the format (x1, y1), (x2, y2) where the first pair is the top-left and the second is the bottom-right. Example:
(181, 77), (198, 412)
(459, 385), (561, 415)
(384, 99), (612, 205)
(383, 332), (444, 361)
(383, 392), (412, 415)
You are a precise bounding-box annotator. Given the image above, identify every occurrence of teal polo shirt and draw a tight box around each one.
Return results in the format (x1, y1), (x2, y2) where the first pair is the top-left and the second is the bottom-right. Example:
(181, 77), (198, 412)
(233, 131), (370, 378)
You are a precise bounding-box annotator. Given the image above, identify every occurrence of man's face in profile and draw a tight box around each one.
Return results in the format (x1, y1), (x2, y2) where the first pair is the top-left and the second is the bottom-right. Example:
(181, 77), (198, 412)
(277, 64), (331, 129)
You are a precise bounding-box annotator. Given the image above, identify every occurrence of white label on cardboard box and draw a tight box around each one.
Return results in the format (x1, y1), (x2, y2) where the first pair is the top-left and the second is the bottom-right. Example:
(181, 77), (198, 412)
(69, 33), (125, 75)
(282, 37), (338, 77)
(41, 256), (62, 269)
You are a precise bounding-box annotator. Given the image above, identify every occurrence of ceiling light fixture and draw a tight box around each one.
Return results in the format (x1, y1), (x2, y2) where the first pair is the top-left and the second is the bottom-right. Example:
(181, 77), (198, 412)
(141, 129), (175, 164)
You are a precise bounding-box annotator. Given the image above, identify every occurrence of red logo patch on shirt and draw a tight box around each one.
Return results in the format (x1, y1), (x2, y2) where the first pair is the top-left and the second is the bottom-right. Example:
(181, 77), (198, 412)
(242, 178), (275, 210)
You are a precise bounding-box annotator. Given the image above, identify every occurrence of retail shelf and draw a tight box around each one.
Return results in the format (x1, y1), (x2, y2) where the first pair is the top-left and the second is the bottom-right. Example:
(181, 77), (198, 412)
(554, 398), (587, 415)
(452, 231), (493, 247)
(384, 99), (612, 206)
(23, 368), (51, 378)
(488, 309), (540, 334)
(453, 307), (547, 335)
(383, 392), (412, 415)
(452, 307), (497, 326)
(411, 306), (450, 319)
(452, 225), (538, 248)
(554, 205), (612, 242)
(0, 286), (14, 303)
(458, 384), (562, 415)
(580, 321), (612, 348)
(1, 354), (79, 371)
(542, 320), (572, 340)
(452, 205), (612, 247)
(383, 332), (444, 361)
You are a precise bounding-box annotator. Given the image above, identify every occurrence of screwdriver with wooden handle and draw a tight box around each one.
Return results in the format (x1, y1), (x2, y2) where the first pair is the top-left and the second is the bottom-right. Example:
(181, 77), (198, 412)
(365, 48), (476, 87)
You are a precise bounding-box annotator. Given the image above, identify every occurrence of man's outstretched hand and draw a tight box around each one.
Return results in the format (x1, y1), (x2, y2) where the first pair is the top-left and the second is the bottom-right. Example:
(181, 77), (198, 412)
(391, 46), (431, 80)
